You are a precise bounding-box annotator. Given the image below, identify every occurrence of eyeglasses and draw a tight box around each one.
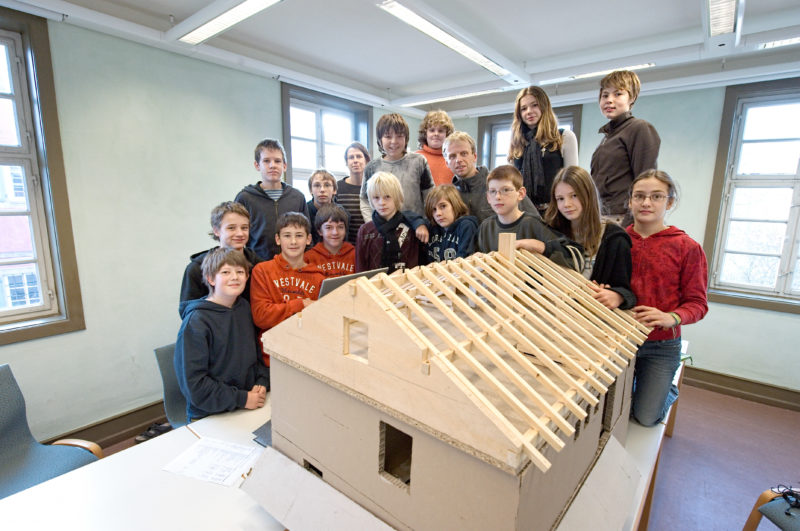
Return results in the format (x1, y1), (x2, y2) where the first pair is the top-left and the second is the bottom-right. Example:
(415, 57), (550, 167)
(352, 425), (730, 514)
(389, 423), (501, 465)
(631, 192), (670, 203)
(487, 187), (517, 198)
(312, 182), (334, 189)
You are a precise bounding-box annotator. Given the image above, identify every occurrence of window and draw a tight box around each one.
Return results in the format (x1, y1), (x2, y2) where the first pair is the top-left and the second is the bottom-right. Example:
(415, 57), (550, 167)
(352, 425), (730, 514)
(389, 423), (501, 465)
(0, 30), (56, 321)
(379, 421), (412, 489)
(706, 78), (800, 313)
(477, 104), (582, 170)
(281, 84), (371, 200)
(0, 8), (83, 344)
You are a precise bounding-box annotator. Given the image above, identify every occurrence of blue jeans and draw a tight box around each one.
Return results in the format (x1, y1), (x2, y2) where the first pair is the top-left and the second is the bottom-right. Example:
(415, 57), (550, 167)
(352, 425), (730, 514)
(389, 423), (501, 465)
(631, 338), (681, 427)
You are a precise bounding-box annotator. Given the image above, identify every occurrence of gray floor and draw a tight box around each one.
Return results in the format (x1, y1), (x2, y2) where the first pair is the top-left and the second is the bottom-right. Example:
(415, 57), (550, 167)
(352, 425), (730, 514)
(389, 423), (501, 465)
(649, 385), (800, 531)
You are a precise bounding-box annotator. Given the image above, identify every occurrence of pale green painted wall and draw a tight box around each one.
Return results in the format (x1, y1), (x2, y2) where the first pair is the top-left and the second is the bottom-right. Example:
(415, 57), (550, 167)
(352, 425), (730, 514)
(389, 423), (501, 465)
(1, 23), (796, 440)
(0, 22), (282, 439)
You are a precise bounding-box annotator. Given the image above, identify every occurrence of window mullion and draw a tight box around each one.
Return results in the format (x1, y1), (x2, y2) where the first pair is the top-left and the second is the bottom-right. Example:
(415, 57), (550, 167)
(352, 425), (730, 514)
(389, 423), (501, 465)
(777, 183), (800, 294)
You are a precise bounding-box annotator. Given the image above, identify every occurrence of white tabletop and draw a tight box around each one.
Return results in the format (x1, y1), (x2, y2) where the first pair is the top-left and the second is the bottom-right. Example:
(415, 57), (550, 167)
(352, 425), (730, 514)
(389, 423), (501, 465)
(0, 395), (666, 531)
(0, 403), (281, 531)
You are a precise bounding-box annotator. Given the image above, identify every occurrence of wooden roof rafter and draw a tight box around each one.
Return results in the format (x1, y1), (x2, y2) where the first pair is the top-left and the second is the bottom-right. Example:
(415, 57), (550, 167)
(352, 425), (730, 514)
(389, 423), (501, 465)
(354, 239), (649, 473)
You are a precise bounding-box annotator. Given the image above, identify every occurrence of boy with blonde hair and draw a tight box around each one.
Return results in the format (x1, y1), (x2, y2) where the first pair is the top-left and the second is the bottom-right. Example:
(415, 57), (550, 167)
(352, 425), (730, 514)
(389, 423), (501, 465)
(477, 165), (583, 271)
(356, 172), (427, 273)
(175, 248), (269, 422)
(416, 109), (455, 186)
(590, 70), (660, 225)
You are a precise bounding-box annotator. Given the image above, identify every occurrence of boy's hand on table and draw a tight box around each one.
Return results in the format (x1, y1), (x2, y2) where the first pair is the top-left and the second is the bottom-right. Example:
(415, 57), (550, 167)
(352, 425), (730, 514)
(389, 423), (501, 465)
(245, 386), (267, 409)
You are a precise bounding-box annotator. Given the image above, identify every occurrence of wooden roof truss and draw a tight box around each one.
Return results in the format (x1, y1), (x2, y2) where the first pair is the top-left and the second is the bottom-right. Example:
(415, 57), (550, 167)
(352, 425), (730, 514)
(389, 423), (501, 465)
(357, 237), (649, 473)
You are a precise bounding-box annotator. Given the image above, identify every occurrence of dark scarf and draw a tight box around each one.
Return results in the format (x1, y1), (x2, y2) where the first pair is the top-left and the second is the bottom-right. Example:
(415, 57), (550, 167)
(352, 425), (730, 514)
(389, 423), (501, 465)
(372, 210), (407, 271)
(521, 125), (546, 204)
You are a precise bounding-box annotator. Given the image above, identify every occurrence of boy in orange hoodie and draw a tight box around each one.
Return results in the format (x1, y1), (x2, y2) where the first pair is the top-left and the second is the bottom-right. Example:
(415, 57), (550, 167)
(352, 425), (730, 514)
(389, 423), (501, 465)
(304, 204), (356, 278)
(250, 212), (325, 364)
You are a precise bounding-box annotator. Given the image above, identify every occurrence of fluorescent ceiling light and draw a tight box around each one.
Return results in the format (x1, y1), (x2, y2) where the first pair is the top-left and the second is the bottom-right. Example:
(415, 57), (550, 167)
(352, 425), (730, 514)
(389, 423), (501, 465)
(708, 0), (736, 37)
(570, 63), (656, 80)
(377, 0), (509, 77)
(541, 63), (656, 85)
(400, 88), (504, 107)
(179, 0), (282, 45)
(759, 37), (800, 50)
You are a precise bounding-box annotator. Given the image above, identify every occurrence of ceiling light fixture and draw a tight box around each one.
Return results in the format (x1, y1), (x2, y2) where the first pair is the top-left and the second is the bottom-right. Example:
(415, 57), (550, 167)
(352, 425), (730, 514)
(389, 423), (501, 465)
(538, 63), (656, 86)
(400, 88), (504, 107)
(175, 0), (283, 45)
(758, 37), (800, 50)
(377, 0), (509, 77)
(708, 0), (737, 37)
(569, 63), (656, 80)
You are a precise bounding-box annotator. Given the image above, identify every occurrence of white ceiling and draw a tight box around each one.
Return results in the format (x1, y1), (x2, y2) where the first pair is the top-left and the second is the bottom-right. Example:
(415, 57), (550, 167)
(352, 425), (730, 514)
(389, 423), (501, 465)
(6, 0), (800, 116)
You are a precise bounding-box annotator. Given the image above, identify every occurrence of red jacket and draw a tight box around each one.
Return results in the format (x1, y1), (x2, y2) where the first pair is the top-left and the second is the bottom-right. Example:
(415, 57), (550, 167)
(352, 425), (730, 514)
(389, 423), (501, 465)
(626, 225), (708, 341)
(304, 242), (356, 278)
(250, 254), (324, 331)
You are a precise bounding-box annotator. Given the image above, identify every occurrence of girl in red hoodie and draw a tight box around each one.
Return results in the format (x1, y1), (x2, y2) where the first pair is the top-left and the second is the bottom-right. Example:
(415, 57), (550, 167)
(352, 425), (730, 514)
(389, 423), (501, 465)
(626, 169), (708, 426)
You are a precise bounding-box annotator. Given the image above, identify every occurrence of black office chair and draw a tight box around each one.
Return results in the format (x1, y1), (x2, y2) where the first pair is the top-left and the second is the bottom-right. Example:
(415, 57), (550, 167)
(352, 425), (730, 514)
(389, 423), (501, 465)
(0, 364), (102, 499)
(153, 344), (187, 428)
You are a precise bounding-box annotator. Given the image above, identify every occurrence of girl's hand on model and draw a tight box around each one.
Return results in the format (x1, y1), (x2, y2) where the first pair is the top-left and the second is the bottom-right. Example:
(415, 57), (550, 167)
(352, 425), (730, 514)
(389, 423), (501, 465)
(593, 287), (623, 309)
(515, 238), (545, 254)
(633, 305), (675, 328)
(416, 225), (429, 243)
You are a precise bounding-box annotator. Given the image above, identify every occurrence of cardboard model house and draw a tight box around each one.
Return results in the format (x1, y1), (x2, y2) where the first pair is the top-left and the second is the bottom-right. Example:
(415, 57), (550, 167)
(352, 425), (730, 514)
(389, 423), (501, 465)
(263, 236), (649, 530)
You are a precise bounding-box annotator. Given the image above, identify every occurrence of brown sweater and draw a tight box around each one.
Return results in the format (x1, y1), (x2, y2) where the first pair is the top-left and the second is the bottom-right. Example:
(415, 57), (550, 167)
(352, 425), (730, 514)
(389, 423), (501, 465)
(590, 112), (660, 216)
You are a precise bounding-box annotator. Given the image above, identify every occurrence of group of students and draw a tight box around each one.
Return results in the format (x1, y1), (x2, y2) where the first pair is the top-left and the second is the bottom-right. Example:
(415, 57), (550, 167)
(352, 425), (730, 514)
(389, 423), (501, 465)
(173, 69), (708, 432)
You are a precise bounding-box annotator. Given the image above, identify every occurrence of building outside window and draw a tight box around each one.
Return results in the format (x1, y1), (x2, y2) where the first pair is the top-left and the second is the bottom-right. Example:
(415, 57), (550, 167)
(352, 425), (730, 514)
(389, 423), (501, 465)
(0, 8), (83, 345)
(0, 30), (55, 320)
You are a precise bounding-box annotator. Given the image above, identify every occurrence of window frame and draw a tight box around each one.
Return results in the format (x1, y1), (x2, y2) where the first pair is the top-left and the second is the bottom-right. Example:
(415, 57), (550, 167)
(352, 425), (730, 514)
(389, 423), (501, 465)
(704, 77), (800, 314)
(0, 7), (84, 345)
(280, 83), (372, 198)
(477, 104), (582, 170)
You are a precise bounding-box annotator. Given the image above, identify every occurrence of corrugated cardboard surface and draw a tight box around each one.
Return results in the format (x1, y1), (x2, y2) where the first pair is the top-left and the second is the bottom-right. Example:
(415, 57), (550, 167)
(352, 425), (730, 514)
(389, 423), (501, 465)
(607, 360), (635, 445)
(272, 359), (605, 530)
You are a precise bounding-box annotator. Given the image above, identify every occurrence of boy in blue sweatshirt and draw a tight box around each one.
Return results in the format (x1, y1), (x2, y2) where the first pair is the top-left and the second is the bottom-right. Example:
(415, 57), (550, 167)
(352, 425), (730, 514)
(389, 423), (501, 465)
(175, 248), (269, 422)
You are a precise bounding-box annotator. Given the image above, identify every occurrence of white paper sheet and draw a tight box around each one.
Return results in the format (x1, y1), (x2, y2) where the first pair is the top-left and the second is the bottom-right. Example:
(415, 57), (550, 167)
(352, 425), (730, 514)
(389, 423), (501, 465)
(163, 437), (262, 487)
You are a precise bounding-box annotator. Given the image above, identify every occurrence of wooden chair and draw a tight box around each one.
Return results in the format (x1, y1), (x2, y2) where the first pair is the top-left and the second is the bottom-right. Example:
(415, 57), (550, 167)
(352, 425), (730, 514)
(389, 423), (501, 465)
(743, 488), (800, 531)
(0, 364), (102, 499)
